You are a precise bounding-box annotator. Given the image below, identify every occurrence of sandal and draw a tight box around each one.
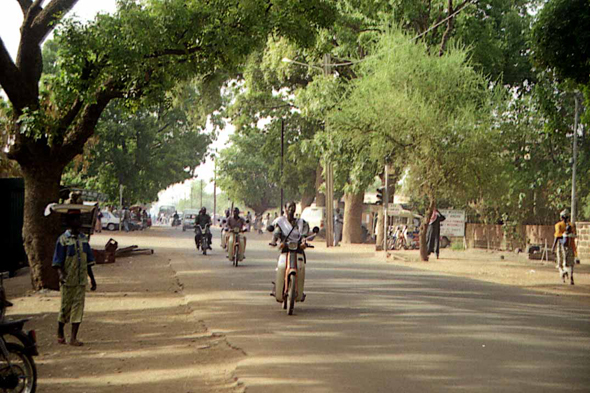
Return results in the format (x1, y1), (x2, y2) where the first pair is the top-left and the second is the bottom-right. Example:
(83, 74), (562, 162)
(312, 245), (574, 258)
(57, 337), (66, 345)
(69, 340), (84, 347)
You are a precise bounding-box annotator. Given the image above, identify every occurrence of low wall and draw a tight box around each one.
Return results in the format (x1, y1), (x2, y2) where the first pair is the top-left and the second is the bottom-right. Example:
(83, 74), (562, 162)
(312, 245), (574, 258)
(466, 224), (554, 251)
(578, 222), (590, 261)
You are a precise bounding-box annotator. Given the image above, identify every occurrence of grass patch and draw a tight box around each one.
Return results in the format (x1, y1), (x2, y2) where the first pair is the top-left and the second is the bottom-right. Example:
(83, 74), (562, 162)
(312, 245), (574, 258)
(451, 241), (465, 251)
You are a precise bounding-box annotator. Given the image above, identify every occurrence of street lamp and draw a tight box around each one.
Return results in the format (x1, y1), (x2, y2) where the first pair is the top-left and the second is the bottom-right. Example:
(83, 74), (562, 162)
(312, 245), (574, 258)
(283, 56), (335, 248)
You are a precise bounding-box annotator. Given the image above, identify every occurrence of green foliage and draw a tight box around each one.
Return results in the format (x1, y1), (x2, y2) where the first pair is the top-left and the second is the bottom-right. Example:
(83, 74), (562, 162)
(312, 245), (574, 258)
(0, 100), (19, 178)
(62, 100), (210, 204)
(328, 29), (500, 205)
(532, 0), (590, 85)
(216, 132), (280, 214)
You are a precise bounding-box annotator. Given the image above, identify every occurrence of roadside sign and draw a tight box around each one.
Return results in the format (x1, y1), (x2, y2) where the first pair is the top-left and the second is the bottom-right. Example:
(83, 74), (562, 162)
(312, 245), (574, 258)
(387, 203), (402, 214)
(439, 209), (465, 237)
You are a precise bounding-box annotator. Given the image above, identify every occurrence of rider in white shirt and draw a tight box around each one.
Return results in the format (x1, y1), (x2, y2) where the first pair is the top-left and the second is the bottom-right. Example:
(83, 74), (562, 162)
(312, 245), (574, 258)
(269, 202), (310, 300)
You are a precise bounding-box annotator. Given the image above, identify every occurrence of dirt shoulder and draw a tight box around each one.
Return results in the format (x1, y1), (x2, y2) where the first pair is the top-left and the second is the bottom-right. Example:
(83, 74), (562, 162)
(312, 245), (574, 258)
(4, 229), (244, 393)
(328, 243), (590, 305)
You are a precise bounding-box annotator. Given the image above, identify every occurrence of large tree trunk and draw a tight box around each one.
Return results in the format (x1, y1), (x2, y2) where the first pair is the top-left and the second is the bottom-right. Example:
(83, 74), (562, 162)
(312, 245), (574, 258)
(314, 165), (325, 207)
(419, 197), (436, 262)
(342, 191), (364, 244)
(300, 193), (315, 212)
(22, 163), (64, 290)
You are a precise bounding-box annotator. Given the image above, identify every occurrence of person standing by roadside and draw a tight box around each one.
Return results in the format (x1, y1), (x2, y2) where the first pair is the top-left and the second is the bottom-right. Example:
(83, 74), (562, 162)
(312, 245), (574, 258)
(95, 208), (103, 233)
(246, 211), (253, 232)
(53, 210), (97, 346)
(333, 208), (344, 246)
(426, 208), (446, 259)
(121, 207), (131, 232)
(552, 209), (579, 285)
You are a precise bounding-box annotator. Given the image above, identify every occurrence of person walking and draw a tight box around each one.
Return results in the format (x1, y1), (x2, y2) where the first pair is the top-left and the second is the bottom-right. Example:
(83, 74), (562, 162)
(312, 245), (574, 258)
(53, 210), (97, 346)
(426, 208), (446, 259)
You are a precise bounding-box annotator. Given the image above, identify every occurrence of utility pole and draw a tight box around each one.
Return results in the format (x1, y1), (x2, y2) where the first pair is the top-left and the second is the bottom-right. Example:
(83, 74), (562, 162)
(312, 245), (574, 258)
(119, 184), (124, 232)
(324, 54), (334, 248)
(572, 93), (580, 223)
(213, 158), (217, 224)
(280, 118), (285, 214)
(383, 164), (390, 252)
(200, 179), (203, 208)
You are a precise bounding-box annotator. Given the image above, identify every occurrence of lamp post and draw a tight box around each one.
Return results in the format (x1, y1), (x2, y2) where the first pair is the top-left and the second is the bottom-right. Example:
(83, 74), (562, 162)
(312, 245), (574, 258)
(281, 118), (285, 215)
(282, 56), (334, 247)
(213, 154), (217, 224)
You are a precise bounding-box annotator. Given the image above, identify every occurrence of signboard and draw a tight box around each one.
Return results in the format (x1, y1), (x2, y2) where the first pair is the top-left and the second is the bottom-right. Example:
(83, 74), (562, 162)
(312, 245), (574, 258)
(439, 209), (465, 237)
(387, 203), (402, 214)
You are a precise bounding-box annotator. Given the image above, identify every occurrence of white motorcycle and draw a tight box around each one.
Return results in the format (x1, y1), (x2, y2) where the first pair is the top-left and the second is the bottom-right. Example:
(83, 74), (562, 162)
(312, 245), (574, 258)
(269, 225), (319, 315)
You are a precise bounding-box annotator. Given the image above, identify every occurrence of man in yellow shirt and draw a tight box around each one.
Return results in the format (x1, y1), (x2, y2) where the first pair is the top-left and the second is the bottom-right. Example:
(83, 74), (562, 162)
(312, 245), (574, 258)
(551, 209), (578, 285)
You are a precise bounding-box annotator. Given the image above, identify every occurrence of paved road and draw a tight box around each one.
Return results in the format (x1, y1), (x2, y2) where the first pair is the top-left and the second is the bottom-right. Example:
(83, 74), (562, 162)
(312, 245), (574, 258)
(165, 227), (590, 393)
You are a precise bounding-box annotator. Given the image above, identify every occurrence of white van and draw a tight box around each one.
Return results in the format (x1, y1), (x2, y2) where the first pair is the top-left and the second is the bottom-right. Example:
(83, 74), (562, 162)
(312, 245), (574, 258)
(300, 205), (326, 231)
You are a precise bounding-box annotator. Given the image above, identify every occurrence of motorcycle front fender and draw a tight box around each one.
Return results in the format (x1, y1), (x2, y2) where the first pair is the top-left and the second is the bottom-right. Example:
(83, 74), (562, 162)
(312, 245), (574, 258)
(5, 330), (38, 356)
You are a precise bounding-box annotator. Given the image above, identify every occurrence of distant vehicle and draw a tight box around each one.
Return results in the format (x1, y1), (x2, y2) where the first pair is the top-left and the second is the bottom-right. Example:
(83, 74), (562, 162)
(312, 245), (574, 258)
(182, 209), (200, 232)
(101, 211), (121, 231)
(300, 205), (326, 234)
(158, 205), (176, 222)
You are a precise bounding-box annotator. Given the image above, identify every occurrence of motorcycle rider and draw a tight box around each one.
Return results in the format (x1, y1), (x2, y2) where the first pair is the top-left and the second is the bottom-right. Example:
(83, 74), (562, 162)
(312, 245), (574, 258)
(194, 207), (213, 250)
(269, 201), (310, 299)
(220, 209), (231, 249)
(226, 207), (247, 261)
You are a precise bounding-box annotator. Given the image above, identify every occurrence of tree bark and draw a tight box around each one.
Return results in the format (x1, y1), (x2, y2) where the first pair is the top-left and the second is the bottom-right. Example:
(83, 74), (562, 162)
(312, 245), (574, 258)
(21, 162), (64, 290)
(375, 210), (384, 251)
(342, 191), (365, 244)
(314, 164), (325, 207)
(300, 193), (315, 212)
(419, 197), (437, 261)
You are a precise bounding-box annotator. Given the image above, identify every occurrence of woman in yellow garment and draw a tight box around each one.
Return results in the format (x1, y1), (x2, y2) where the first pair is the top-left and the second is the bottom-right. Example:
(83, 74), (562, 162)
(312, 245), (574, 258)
(551, 209), (579, 285)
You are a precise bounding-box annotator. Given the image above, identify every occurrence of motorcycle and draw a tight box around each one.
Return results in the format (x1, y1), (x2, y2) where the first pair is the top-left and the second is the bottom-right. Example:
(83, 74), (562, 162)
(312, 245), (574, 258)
(269, 226), (319, 315)
(195, 224), (211, 255)
(228, 228), (246, 267)
(0, 274), (38, 393)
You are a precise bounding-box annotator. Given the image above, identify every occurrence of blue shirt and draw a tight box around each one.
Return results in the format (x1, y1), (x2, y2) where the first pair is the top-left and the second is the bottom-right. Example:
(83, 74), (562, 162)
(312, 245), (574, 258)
(52, 230), (95, 286)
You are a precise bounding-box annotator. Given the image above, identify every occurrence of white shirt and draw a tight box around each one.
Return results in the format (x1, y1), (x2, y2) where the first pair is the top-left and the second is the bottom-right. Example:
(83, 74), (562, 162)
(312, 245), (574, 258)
(275, 216), (309, 243)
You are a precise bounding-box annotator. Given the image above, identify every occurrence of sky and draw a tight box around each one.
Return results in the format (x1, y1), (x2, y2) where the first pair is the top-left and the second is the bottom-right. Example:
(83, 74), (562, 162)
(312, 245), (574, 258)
(0, 0), (233, 208)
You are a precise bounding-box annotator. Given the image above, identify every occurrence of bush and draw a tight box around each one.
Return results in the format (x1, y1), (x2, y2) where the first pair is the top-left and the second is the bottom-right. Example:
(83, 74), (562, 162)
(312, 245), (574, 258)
(451, 241), (465, 251)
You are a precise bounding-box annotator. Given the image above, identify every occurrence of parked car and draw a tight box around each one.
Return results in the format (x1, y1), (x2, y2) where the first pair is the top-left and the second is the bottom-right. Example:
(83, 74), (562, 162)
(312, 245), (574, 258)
(182, 209), (200, 232)
(101, 211), (121, 231)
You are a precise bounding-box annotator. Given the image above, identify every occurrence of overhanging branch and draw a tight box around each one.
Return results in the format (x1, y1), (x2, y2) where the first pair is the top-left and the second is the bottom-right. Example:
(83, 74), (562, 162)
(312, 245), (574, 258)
(29, 0), (79, 44)
(0, 36), (25, 109)
(16, 0), (33, 15)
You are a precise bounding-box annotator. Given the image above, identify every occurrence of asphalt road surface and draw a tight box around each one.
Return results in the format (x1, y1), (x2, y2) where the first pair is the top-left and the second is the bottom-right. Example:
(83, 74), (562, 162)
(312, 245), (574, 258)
(166, 226), (590, 393)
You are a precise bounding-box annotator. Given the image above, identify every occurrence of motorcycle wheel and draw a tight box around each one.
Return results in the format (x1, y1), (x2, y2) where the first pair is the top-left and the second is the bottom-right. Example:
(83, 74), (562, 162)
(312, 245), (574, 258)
(0, 343), (37, 393)
(202, 237), (208, 255)
(287, 275), (296, 315)
(233, 245), (239, 267)
(386, 238), (395, 250)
